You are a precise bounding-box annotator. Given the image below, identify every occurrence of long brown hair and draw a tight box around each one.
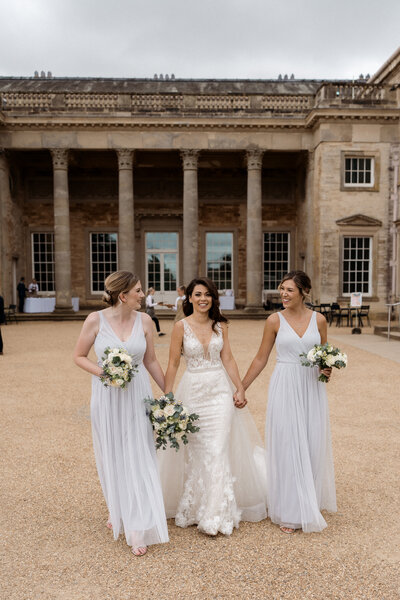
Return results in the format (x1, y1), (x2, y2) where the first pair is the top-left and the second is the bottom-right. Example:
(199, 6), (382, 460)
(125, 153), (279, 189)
(183, 277), (228, 332)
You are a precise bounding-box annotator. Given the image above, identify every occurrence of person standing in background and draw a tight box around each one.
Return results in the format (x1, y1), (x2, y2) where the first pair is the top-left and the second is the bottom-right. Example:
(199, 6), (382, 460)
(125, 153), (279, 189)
(145, 288), (166, 337)
(17, 277), (27, 313)
(28, 278), (39, 296)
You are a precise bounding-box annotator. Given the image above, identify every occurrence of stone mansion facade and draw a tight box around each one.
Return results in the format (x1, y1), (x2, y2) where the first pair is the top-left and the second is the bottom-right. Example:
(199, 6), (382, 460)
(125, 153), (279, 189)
(0, 48), (399, 315)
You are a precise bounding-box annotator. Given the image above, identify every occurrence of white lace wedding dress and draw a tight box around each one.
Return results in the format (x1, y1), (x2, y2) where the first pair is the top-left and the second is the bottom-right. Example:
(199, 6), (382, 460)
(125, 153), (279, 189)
(158, 319), (267, 536)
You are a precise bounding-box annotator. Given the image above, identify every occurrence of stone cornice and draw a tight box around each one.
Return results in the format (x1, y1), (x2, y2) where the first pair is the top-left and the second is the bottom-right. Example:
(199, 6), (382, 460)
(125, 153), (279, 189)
(336, 214), (383, 227)
(1, 113), (399, 136)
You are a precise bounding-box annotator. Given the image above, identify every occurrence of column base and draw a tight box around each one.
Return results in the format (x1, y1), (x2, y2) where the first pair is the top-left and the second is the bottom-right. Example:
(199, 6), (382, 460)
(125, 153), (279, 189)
(244, 305), (265, 314)
(54, 305), (74, 314)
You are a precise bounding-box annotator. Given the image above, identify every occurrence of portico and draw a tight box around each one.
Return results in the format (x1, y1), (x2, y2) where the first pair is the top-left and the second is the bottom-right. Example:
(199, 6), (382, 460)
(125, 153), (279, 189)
(1, 53), (400, 316)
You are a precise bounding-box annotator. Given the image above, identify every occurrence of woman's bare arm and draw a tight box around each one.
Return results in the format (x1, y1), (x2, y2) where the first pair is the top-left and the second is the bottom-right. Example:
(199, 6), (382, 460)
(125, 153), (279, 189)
(220, 323), (246, 408)
(142, 313), (165, 391)
(164, 321), (184, 394)
(241, 314), (278, 391)
(73, 312), (103, 376)
(316, 312), (332, 381)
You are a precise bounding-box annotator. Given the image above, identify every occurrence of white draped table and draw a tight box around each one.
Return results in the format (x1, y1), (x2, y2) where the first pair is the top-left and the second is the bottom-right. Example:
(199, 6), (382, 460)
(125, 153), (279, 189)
(219, 296), (235, 310)
(24, 297), (79, 313)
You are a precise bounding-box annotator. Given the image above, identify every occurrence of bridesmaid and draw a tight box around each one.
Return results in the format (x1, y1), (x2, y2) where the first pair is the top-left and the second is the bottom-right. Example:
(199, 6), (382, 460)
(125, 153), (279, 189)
(73, 271), (169, 555)
(242, 271), (337, 533)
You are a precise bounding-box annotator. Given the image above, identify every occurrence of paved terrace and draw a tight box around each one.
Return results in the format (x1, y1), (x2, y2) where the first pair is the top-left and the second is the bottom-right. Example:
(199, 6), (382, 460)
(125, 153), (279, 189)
(1, 320), (399, 600)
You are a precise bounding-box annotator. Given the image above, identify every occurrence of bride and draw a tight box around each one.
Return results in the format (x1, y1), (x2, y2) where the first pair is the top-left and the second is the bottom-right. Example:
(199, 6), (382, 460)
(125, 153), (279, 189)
(158, 277), (267, 536)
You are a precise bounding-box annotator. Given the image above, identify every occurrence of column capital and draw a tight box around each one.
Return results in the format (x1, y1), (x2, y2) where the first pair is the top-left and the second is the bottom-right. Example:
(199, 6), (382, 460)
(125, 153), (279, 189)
(50, 148), (69, 169)
(181, 149), (199, 170)
(117, 149), (134, 170)
(246, 149), (264, 170)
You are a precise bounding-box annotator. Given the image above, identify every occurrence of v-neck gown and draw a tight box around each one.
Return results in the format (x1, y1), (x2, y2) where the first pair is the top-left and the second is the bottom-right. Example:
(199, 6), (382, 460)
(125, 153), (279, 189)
(266, 311), (337, 532)
(158, 319), (268, 536)
(91, 310), (169, 548)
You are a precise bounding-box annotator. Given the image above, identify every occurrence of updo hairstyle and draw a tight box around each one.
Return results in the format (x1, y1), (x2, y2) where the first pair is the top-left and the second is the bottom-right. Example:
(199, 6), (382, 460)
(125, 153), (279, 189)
(102, 271), (140, 306)
(279, 270), (312, 301)
(183, 277), (227, 332)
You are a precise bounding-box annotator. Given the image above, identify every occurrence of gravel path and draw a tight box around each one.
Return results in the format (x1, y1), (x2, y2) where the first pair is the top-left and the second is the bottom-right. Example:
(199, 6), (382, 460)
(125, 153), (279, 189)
(1, 320), (399, 600)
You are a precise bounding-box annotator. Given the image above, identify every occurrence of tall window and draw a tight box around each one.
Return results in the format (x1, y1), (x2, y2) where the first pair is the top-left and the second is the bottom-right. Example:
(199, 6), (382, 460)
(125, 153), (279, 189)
(206, 232), (233, 290)
(146, 232), (178, 292)
(31, 232), (55, 292)
(342, 236), (371, 295)
(90, 233), (118, 293)
(263, 232), (290, 291)
(344, 157), (374, 187)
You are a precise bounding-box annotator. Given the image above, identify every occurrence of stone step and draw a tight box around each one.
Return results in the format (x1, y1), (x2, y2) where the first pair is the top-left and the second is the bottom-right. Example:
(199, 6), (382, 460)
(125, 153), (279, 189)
(374, 325), (400, 340)
(8, 308), (272, 323)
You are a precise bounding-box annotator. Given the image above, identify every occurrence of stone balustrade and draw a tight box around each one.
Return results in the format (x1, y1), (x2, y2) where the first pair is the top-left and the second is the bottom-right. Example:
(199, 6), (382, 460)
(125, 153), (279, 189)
(0, 84), (397, 116)
(314, 82), (396, 105)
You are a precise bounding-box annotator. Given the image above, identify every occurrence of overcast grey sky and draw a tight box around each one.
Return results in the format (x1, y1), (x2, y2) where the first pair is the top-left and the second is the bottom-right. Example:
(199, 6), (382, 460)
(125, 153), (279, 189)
(1, 0), (399, 80)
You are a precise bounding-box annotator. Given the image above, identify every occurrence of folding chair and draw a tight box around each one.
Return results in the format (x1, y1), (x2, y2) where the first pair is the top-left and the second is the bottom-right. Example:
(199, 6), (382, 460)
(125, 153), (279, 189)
(357, 305), (371, 327)
(329, 303), (340, 326)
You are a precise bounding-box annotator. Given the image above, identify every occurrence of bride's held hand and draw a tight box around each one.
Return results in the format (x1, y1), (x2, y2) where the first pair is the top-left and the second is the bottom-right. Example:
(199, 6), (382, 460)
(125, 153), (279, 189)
(233, 389), (247, 409)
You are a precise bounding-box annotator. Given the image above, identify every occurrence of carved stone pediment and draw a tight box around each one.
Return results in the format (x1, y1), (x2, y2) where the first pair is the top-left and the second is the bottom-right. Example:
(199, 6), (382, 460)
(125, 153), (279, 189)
(336, 214), (382, 227)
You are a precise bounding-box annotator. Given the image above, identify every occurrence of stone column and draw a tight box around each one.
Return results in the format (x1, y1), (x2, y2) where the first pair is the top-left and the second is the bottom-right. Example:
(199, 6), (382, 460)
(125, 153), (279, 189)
(51, 149), (73, 312)
(0, 149), (12, 303)
(117, 150), (135, 273)
(245, 149), (264, 311)
(181, 150), (199, 283)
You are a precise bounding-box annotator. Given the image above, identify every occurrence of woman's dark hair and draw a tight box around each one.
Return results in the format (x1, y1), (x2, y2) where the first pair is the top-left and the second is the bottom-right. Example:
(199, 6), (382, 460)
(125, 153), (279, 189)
(279, 270), (312, 300)
(183, 277), (227, 331)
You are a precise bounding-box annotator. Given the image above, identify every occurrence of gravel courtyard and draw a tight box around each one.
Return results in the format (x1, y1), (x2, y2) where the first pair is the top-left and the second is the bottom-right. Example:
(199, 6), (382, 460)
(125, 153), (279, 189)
(1, 319), (399, 600)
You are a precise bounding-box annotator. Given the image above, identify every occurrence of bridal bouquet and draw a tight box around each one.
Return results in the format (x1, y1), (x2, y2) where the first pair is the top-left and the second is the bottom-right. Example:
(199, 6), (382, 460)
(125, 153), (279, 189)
(100, 347), (138, 389)
(300, 343), (347, 382)
(145, 392), (200, 451)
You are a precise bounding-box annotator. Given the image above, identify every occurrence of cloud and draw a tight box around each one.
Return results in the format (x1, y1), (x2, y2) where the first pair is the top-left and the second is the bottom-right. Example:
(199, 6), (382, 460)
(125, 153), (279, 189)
(0, 0), (398, 79)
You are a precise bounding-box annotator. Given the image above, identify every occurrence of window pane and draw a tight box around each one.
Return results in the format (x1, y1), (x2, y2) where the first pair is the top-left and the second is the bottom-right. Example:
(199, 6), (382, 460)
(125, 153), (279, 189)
(31, 232), (55, 292)
(206, 232), (233, 290)
(344, 156), (374, 186)
(90, 232), (118, 292)
(263, 232), (290, 291)
(342, 237), (371, 296)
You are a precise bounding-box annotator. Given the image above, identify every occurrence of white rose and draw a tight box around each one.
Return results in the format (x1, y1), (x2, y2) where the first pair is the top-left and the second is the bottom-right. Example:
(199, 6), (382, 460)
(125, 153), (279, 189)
(153, 409), (164, 419)
(324, 354), (336, 367)
(307, 349), (316, 362)
(164, 404), (176, 417)
(115, 378), (124, 387)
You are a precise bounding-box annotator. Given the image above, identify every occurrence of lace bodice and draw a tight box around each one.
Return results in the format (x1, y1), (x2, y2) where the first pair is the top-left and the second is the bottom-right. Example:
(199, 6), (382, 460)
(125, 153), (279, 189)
(182, 319), (223, 371)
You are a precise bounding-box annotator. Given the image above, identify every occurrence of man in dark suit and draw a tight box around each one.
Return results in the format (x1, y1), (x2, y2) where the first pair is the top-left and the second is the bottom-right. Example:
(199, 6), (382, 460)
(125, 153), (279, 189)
(17, 277), (27, 313)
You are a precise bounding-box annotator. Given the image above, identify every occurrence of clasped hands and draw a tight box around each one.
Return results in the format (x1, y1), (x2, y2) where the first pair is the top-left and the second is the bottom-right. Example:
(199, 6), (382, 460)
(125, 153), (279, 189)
(233, 389), (247, 409)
